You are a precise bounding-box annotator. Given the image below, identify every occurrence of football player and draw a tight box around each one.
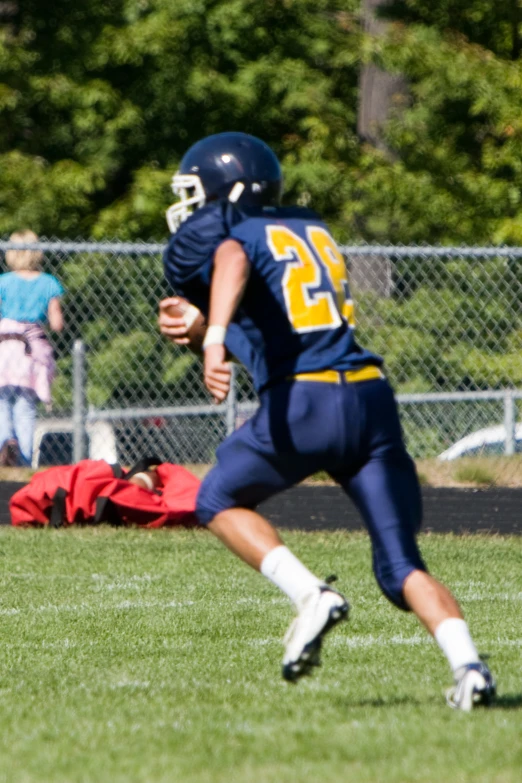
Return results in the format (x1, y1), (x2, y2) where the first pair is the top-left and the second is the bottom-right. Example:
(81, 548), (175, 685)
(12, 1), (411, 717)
(160, 132), (495, 709)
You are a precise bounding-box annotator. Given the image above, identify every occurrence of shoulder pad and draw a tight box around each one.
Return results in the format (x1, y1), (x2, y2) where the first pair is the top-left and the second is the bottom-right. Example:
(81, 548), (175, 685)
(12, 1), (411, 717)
(163, 202), (244, 289)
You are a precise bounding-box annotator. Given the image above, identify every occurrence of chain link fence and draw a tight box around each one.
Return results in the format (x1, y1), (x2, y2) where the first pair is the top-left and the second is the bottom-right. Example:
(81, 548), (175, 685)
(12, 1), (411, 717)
(0, 239), (520, 482)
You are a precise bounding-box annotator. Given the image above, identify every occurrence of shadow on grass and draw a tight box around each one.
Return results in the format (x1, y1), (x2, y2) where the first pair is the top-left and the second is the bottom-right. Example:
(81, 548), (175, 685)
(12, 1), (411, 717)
(340, 693), (522, 710)
(343, 695), (428, 709)
(492, 693), (522, 710)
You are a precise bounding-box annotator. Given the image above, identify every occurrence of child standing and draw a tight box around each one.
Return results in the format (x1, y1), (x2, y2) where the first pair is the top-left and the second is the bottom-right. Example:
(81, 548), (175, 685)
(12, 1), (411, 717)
(0, 230), (64, 466)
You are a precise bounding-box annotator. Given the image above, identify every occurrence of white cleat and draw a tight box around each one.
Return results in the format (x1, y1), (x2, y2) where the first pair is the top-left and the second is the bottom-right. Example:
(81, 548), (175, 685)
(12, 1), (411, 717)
(446, 661), (496, 711)
(282, 583), (349, 682)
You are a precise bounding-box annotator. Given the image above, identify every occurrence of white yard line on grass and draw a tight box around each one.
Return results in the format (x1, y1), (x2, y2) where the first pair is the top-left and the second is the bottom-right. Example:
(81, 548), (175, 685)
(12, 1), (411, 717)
(0, 599), (195, 616)
(457, 591), (522, 601)
(1, 588), (521, 617)
(246, 634), (522, 649)
(334, 634), (522, 649)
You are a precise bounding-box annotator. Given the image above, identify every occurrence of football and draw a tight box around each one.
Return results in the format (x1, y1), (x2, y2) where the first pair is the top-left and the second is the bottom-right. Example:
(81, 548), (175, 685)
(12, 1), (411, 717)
(128, 469), (161, 491)
(165, 297), (207, 354)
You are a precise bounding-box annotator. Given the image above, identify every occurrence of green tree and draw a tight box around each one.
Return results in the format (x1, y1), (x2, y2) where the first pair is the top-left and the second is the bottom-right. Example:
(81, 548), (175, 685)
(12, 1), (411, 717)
(3, 1), (522, 245)
(351, 1), (522, 242)
(0, 1), (142, 235)
(0, 0), (363, 238)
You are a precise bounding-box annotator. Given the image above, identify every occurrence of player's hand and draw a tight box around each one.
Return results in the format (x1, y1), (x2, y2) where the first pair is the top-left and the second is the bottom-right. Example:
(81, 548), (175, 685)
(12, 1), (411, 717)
(204, 344), (231, 403)
(158, 297), (190, 345)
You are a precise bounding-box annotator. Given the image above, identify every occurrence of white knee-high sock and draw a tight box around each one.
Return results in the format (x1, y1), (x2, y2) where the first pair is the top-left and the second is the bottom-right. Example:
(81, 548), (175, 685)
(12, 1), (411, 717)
(260, 545), (322, 607)
(434, 618), (480, 672)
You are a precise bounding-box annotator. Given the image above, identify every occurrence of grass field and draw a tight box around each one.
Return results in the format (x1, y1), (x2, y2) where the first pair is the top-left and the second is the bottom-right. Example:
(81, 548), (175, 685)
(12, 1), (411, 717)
(0, 527), (521, 783)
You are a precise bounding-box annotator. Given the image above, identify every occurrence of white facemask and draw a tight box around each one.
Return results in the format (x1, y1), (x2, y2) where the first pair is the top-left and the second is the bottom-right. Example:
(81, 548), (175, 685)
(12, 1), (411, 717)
(165, 174), (206, 233)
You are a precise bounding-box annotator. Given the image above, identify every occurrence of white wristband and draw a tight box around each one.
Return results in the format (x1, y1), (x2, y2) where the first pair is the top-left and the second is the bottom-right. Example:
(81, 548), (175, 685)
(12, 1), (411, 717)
(203, 325), (227, 349)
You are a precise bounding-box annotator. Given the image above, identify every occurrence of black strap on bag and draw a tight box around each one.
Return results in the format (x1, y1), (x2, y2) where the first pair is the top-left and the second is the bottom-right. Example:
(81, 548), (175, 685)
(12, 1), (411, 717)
(49, 487), (67, 528)
(93, 496), (122, 526)
(109, 463), (124, 479)
(48, 461), (153, 529)
(49, 464), (124, 528)
(125, 456), (161, 480)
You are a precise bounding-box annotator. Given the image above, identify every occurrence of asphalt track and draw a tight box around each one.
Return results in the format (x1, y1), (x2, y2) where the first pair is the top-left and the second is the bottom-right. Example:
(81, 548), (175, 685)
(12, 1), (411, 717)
(1, 481), (521, 533)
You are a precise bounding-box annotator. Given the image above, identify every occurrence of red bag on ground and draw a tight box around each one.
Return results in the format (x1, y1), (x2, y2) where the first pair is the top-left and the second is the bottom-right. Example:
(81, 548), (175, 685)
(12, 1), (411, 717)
(9, 459), (201, 528)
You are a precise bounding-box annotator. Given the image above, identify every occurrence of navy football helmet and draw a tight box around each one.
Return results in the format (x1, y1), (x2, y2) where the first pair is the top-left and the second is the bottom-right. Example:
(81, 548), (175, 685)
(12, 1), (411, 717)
(166, 132), (283, 231)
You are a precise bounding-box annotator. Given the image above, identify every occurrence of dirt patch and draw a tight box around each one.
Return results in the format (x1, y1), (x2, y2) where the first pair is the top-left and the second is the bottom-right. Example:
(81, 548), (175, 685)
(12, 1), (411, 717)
(302, 456), (522, 488)
(415, 456), (522, 488)
(183, 456), (522, 488)
(1, 457), (521, 488)
(0, 467), (34, 483)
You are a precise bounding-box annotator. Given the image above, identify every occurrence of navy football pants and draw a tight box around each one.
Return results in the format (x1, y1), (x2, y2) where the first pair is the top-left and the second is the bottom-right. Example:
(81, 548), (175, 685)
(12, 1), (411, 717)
(196, 378), (426, 609)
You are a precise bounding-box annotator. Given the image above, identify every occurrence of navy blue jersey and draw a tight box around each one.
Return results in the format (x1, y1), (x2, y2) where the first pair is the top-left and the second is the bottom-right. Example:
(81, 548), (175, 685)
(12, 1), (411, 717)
(163, 202), (256, 371)
(229, 206), (382, 390)
(163, 201), (237, 312)
(163, 203), (382, 391)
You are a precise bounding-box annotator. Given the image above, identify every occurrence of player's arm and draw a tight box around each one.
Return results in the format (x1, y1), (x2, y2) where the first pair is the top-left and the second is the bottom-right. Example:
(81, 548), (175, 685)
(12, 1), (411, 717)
(204, 239), (250, 403)
(160, 220), (212, 346)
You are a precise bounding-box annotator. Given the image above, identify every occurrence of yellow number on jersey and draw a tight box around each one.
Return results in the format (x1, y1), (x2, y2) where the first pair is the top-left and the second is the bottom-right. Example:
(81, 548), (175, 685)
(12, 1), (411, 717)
(266, 225), (354, 333)
(307, 226), (355, 328)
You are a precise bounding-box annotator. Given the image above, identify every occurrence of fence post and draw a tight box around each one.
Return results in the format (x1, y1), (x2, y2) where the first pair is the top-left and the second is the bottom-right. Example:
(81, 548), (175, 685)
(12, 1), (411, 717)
(73, 339), (87, 462)
(226, 363), (238, 436)
(504, 389), (515, 456)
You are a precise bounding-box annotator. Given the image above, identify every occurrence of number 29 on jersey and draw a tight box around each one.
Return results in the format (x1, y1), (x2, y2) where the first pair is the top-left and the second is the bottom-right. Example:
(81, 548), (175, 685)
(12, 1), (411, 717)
(266, 225), (355, 333)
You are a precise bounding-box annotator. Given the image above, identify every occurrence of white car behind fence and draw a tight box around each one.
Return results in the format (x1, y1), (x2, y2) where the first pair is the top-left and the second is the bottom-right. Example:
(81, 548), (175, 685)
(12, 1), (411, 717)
(438, 423), (522, 461)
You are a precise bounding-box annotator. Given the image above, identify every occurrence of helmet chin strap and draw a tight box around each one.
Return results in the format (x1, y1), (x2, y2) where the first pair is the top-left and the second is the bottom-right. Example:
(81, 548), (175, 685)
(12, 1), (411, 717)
(228, 182), (245, 203)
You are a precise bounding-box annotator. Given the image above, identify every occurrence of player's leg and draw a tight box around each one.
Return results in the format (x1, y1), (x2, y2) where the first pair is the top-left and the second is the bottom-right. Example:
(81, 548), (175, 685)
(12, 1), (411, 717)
(343, 452), (461, 625)
(207, 506), (283, 570)
(197, 382), (349, 681)
(334, 379), (495, 709)
(341, 454), (495, 709)
(402, 569), (496, 710)
(208, 506), (348, 681)
(402, 569), (463, 632)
